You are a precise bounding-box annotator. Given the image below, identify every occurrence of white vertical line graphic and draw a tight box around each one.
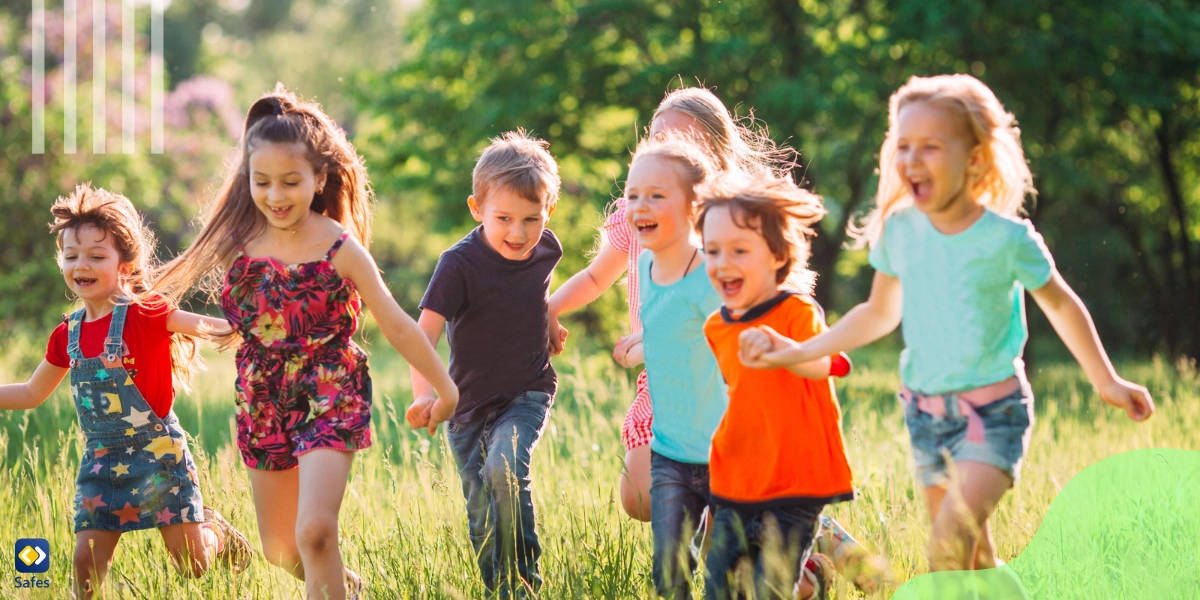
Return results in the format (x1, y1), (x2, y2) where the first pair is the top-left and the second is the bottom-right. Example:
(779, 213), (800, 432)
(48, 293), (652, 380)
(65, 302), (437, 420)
(94, 0), (106, 154)
(65, 0), (77, 154)
(151, 0), (164, 154)
(32, 0), (45, 154)
(122, 0), (134, 154)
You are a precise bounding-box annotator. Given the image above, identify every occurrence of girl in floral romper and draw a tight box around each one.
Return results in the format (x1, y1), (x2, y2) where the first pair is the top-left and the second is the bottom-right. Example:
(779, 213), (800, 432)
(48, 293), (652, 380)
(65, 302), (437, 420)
(154, 86), (459, 600)
(0, 186), (250, 599)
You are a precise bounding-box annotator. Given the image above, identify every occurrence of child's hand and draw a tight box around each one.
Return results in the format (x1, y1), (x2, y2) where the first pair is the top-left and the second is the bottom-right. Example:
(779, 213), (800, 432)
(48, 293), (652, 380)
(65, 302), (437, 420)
(613, 332), (644, 368)
(1100, 378), (1155, 422)
(549, 314), (569, 356)
(739, 325), (808, 369)
(426, 395), (457, 435)
(406, 396), (435, 430)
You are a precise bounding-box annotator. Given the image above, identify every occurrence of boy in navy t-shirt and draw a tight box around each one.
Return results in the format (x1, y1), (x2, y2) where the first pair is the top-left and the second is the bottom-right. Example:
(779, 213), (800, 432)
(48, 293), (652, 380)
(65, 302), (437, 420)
(408, 130), (562, 597)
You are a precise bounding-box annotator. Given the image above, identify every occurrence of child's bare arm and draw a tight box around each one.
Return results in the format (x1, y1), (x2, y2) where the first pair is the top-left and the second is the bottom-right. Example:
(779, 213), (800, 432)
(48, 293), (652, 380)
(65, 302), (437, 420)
(548, 243), (628, 354)
(334, 239), (459, 432)
(549, 243), (628, 316)
(166, 310), (232, 339)
(0, 360), (68, 410)
(743, 272), (902, 368)
(738, 328), (833, 378)
(412, 307), (451, 405)
(1029, 271), (1154, 421)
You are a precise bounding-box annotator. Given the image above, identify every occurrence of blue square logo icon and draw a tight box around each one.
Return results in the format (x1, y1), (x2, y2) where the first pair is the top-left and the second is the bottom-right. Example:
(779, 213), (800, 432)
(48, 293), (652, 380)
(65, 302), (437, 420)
(15, 538), (50, 573)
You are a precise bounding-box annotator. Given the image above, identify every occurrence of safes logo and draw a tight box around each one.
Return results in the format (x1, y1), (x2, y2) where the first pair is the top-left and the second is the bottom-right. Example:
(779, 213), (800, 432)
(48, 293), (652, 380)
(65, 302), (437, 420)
(14, 539), (49, 574)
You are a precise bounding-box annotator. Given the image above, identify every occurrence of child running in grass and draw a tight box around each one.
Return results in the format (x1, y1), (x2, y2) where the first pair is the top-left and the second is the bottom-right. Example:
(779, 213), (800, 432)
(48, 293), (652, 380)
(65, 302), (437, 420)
(0, 186), (251, 599)
(407, 131), (562, 598)
(739, 74), (1155, 573)
(698, 174), (854, 600)
(549, 86), (885, 595)
(623, 131), (726, 600)
(153, 86), (458, 600)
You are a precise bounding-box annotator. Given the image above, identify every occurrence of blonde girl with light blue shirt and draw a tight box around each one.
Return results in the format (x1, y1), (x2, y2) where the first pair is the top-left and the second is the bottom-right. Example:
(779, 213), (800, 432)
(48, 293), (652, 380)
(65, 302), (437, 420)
(738, 74), (1155, 574)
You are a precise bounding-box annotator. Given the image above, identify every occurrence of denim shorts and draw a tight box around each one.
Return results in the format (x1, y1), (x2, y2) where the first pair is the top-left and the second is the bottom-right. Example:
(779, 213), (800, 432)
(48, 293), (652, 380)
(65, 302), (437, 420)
(903, 387), (1035, 488)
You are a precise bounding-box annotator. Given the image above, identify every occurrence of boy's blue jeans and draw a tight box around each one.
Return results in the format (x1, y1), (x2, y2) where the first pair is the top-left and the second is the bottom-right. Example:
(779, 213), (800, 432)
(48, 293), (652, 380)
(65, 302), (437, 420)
(447, 390), (553, 598)
(650, 450), (713, 600)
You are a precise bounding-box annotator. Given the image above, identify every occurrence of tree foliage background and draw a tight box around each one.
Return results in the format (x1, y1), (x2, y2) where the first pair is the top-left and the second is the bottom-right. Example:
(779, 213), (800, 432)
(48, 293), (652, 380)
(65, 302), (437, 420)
(2, 0), (1198, 360)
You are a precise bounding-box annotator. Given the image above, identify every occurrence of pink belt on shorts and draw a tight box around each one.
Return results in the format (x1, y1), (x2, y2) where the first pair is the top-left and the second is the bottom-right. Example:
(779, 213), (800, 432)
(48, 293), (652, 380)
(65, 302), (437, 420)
(900, 375), (1024, 444)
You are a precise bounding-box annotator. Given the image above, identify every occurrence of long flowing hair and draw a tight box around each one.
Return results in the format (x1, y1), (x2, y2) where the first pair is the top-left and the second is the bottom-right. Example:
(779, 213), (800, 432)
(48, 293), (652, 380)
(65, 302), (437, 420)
(851, 74), (1035, 248)
(153, 84), (373, 305)
(653, 86), (799, 179)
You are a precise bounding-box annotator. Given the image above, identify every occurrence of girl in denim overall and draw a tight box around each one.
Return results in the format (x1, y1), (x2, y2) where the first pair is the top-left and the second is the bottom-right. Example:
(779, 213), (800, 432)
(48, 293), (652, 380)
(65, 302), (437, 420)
(738, 74), (1155, 574)
(0, 186), (249, 599)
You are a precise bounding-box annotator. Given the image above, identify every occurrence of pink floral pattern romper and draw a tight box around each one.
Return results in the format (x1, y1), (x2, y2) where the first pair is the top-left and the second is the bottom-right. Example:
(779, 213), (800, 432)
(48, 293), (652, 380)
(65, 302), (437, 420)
(222, 232), (372, 470)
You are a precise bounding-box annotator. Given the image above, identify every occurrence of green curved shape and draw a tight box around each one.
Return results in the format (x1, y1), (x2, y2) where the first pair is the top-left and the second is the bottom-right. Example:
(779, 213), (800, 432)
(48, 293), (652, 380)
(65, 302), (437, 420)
(888, 449), (1200, 599)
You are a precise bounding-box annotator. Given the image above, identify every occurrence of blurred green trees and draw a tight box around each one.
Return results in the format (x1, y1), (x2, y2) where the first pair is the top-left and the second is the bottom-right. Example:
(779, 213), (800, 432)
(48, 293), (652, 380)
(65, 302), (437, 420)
(2, 0), (1197, 359)
(354, 0), (1200, 358)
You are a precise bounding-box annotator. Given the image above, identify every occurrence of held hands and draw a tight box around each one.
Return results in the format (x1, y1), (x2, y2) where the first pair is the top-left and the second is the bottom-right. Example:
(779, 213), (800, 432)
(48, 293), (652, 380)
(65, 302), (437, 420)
(738, 325), (810, 369)
(1099, 377), (1156, 422)
(406, 394), (457, 435)
(613, 332), (644, 368)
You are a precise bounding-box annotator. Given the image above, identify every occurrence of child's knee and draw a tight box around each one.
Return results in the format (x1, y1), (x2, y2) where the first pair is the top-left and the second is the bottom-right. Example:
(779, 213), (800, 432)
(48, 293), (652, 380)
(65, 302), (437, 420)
(73, 545), (99, 576)
(295, 516), (339, 554)
(260, 538), (301, 569)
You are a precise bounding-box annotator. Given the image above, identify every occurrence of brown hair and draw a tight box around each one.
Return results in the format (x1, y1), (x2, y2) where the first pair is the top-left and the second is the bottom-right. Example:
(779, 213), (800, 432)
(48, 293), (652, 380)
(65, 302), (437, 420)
(653, 86), (798, 178)
(628, 129), (720, 208)
(153, 84), (373, 305)
(696, 174), (827, 294)
(49, 184), (202, 389)
(472, 130), (561, 209)
(852, 74), (1034, 247)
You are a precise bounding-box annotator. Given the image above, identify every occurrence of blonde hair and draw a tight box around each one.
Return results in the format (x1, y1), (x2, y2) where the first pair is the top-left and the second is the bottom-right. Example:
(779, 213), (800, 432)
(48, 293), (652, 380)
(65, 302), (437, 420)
(653, 86), (797, 178)
(153, 84), (373, 304)
(852, 74), (1035, 247)
(49, 185), (202, 390)
(473, 130), (561, 209)
(696, 173), (827, 294)
(629, 130), (720, 207)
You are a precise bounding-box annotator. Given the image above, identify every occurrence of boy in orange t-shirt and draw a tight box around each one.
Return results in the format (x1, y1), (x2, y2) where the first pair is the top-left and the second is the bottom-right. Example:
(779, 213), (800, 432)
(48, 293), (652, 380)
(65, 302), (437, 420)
(697, 175), (856, 600)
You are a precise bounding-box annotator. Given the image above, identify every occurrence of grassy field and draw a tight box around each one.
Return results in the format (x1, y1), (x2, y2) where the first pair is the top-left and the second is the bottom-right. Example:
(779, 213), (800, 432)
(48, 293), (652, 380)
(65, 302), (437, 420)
(2, 330), (1198, 599)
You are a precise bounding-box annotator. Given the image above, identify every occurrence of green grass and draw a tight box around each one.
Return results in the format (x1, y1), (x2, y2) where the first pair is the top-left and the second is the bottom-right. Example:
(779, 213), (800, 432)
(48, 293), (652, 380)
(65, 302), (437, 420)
(2, 334), (1198, 599)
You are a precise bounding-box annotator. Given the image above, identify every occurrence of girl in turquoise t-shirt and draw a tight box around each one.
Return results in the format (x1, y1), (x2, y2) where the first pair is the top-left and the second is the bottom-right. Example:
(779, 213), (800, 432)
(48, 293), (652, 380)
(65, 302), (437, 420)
(739, 74), (1155, 573)
(624, 130), (724, 600)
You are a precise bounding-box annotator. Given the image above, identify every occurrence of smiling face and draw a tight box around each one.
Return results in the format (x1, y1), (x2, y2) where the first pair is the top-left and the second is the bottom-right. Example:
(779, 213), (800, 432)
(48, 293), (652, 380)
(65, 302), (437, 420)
(893, 100), (982, 218)
(625, 155), (695, 253)
(702, 205), (785, 315)
(468, 187), (552, 260)
(59, 224), (130, 304)
(248, 141), (327, 230)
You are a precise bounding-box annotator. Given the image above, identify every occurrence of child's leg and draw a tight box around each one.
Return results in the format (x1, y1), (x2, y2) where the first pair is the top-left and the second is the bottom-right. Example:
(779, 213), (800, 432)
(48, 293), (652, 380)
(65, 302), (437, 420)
(703, 506), (749, 600)
(246, 466), (304, 578)
(295, 449), (355, 600)
(922, 461), (1012, 571)
(484, 391), (553, 595)
(74, 530), (121, 600)
(753, 507), (821, 600)
(649, 452), (710, 600)
(620, 444), (653, 522)
(812, 514), (890, 593)
(619, 377), (654, 521)
(447, 416), (499, 592)
(158, 522), (217, 578)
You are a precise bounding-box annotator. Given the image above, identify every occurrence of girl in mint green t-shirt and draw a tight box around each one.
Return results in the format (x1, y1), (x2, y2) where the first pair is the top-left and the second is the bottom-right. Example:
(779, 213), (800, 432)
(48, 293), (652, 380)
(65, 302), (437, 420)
(738, 74), (1155, 575)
